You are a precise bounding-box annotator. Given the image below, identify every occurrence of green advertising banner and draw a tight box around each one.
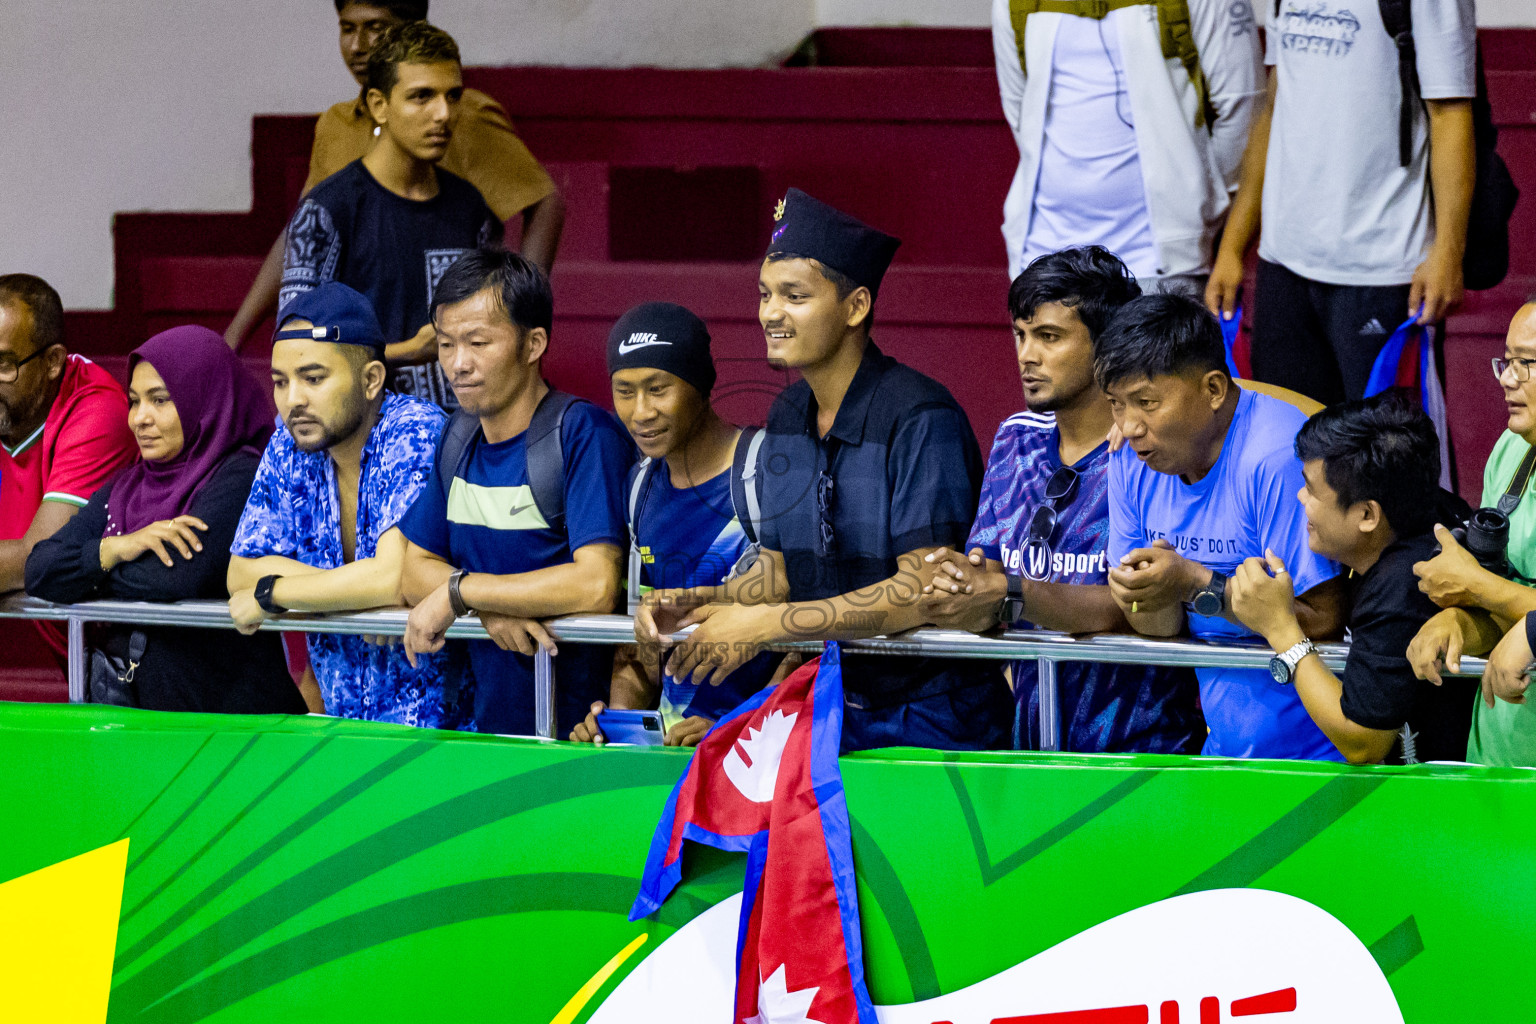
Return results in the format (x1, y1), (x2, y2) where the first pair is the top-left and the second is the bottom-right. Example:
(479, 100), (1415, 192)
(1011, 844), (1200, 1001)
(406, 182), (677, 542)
(2, 702), (1534, 1023)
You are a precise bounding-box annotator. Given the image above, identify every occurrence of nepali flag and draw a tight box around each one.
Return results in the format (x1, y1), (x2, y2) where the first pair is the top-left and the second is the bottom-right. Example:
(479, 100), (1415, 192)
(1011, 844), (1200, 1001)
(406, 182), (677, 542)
(630, 642), (877, 1024)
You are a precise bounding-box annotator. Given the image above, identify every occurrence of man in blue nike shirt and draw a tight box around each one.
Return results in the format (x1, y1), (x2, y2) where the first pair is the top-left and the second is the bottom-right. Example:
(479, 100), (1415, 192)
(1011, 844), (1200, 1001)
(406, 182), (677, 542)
(572, 302), (782, 746)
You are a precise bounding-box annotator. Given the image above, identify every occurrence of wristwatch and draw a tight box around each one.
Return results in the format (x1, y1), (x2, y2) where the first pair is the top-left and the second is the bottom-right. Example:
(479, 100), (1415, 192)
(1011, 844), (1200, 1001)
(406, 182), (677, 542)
(1189, 571), (1228, 618)
(448, 569), (472, 619)
(1269, 638), (1317, 685)
(254, 575), (287, 615)
(997, 574), (1026, 627)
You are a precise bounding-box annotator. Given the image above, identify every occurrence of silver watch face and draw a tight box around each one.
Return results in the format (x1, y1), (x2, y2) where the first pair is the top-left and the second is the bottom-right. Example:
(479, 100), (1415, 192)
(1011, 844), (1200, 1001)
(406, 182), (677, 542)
(1269, 656), (1290, 685)
(1193, 591), (1221, 617)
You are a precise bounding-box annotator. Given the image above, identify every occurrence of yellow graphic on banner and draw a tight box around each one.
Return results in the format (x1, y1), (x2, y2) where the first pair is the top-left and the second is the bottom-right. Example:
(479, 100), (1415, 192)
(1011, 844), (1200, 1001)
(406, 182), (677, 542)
(548, 933), (648, 1024)
(0, 839), (128, 1024)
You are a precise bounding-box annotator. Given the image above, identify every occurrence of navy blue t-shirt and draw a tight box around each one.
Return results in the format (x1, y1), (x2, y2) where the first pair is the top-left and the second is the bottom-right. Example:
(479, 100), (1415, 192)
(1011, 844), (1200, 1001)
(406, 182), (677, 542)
(399, 400), (635, 735)
(632, 460), (778, 722)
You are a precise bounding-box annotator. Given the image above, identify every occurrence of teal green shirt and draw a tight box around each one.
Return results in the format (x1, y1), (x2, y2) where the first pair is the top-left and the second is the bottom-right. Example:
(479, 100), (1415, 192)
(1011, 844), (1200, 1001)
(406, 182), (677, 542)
(1466, 431), (1536, 767)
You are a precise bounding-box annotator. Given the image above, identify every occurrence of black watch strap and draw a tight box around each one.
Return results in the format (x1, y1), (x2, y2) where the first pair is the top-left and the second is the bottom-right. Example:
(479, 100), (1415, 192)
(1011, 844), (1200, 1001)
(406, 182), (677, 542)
(1190, 571), (1227, 617)
(998, 573), (1026, 626)
(254, 574), (287, 614)
(448, 569), (471, 619)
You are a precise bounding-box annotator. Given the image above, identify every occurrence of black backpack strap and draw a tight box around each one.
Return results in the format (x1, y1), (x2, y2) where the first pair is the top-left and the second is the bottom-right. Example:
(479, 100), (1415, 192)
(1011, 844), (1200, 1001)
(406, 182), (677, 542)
(1497, 446), (1536, 517)
(625, 458), (658, 614)
(436, 410), (482, 502)
(729, 426), (766, 545)
(525, 388), (578, 526)
(1377, 0), (1418, 168)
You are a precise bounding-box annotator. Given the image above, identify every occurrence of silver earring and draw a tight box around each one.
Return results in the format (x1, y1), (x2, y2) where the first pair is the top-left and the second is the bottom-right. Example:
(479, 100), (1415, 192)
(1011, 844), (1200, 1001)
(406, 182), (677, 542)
(372, 125), (381, 137)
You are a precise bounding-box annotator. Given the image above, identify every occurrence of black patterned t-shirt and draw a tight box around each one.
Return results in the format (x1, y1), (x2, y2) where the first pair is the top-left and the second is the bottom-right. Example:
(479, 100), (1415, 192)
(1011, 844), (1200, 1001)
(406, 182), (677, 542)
(279, 159), (502, 411)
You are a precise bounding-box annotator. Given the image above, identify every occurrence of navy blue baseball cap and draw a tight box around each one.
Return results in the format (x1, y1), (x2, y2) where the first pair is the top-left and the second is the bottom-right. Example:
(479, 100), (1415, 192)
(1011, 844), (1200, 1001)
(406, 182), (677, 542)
(765, 188), (901, 298)
(274, 283), (386, 354)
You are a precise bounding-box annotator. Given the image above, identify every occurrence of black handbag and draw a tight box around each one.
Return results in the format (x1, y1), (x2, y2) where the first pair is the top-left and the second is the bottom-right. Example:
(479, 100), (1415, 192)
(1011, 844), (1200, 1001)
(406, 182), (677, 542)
(87, 631), (147, 707)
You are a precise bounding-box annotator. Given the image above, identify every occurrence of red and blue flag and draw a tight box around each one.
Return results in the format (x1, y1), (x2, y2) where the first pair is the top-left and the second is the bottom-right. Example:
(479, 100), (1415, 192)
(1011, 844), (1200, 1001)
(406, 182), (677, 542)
(630, 642), (877, 1024)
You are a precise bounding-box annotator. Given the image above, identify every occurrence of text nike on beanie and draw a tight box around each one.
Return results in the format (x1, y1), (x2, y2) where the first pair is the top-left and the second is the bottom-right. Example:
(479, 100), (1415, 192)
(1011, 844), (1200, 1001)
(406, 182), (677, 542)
(605, 301), (717, 398)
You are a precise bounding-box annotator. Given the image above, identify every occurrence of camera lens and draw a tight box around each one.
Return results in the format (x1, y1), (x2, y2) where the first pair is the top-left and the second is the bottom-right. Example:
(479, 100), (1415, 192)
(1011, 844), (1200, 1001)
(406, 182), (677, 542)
(1464, 508), (1511, 560)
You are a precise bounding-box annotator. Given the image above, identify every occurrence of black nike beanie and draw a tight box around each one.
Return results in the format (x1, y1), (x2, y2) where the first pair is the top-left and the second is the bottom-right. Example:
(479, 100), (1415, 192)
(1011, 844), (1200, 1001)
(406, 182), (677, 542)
(605, 302), (716, 398)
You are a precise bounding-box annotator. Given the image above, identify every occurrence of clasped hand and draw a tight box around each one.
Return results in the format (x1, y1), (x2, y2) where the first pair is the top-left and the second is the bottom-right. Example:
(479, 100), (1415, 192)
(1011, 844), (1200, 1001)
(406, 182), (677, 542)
(636, 589), (770, 689)
(101, 515), (207, 570)
(1107, 539), (1201, 613)
(919, 546), (1006, 632)
(1228, 550), (1298, 643)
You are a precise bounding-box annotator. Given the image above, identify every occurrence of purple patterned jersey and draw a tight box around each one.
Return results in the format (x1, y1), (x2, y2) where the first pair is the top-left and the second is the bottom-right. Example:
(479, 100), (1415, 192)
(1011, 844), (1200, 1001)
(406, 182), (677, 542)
(967, 411), (1201, 753)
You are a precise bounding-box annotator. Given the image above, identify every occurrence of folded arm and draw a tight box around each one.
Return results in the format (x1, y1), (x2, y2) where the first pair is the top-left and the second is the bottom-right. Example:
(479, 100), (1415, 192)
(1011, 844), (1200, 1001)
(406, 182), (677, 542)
(228, 527), (408, 612)
(663, 547), (940, 688)
(1, 500), (81, 594)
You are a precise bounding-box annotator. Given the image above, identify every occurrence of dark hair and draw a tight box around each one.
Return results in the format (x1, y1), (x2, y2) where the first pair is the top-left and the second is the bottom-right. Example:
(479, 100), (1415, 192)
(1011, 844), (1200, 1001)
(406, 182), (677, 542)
(763, 253), (874, 329)
(0, 274), (64, 354)
(338, 343), (384, 375)
(1008, 246), (1141, 341)
(365, 20), (459, 99)
(1093, 293), (1228, 391)
(1295, 391), (1442, 537)
(432, 248), (553, 334)
(333, 1), (429, 20)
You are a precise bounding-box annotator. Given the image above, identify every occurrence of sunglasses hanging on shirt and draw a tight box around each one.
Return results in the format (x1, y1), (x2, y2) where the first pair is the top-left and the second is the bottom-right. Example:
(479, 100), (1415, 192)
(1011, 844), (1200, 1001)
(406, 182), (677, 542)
(1021, 465), (1080, 582)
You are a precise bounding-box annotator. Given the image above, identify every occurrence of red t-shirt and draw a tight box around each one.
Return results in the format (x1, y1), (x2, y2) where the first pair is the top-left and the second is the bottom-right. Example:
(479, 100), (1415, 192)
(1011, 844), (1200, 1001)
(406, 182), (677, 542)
(2, 354), (138, 657)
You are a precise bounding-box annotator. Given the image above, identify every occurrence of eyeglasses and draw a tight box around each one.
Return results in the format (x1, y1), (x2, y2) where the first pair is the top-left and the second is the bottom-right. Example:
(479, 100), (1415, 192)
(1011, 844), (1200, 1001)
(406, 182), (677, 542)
(0, 345), (54, 384)
(1494, 356), (1536, 384)
(1025, 465), (1081, 548)
(816, 471), (836, 555)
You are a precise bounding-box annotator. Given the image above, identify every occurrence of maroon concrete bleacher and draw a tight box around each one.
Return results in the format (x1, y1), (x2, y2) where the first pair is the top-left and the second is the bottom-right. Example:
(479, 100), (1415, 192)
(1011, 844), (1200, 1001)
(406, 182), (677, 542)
(13, 27), (1534, 700)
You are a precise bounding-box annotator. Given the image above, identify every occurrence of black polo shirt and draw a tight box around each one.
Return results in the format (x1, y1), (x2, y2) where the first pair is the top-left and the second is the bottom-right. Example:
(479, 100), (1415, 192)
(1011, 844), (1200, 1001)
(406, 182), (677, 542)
(758, 341), (998, 706)
(1342, 532), (1476, 763)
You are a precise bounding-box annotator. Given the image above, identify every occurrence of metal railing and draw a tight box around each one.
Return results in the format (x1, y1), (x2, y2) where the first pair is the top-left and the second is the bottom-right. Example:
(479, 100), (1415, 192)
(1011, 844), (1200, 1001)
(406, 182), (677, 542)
(0, 594), (1489, 749)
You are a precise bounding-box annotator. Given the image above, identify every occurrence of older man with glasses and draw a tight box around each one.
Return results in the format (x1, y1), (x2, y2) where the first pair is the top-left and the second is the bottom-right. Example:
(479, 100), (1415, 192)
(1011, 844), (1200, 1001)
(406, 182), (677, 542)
(0, 274), (138, 659)
(639, 189), (1013, 753)
(1410, 302), (1536, 768)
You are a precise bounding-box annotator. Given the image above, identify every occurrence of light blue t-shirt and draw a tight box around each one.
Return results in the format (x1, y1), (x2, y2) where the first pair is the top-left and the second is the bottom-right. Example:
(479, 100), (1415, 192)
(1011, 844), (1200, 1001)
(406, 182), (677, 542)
(1108, 389), (1343, 760)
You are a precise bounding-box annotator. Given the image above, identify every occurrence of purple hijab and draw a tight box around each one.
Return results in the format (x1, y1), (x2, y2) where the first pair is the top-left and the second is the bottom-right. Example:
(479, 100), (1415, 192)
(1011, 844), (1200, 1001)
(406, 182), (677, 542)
(104, 326), (273, 536)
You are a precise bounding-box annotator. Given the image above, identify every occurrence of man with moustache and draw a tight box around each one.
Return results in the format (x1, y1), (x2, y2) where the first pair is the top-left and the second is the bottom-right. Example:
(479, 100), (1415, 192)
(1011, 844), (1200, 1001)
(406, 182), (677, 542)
(919, 247), (1201, 753)
(0, 275), (137, 605)
(228, 282), (460, 728)
(643, 189), (1013, 752)
(277, 21), (503, 412)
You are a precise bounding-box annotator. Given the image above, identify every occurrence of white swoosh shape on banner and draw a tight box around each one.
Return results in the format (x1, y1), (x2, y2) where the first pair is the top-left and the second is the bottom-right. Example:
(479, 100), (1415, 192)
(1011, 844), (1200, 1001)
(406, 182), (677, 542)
(590, 888), (1404, 1023)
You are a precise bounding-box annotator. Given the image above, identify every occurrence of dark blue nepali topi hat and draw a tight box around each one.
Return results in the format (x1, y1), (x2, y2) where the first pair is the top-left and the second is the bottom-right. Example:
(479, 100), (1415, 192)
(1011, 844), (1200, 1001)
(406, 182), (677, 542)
(274, 282), (386, 354)
(764, 188), (901, 299)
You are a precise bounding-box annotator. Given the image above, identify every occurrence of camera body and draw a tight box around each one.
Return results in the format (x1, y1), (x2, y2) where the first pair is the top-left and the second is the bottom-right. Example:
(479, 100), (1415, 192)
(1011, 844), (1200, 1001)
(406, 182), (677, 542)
(1438, 506), (1514, 579)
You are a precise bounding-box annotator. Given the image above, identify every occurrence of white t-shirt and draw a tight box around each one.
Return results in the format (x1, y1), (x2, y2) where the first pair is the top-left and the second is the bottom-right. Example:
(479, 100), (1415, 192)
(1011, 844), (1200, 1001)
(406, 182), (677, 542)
(1258, 0), (1475, 286)
(1022, 15), (1158, 277)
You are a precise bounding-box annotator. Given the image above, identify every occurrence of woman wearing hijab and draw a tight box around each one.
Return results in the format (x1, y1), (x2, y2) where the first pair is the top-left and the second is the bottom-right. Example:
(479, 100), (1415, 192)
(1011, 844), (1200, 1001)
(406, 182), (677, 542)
(25, 326), (306, 714)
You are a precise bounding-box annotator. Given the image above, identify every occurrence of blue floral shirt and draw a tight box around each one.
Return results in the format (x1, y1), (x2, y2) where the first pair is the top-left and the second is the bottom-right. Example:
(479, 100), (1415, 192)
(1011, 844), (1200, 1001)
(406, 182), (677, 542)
(231, 392), (464, 728)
